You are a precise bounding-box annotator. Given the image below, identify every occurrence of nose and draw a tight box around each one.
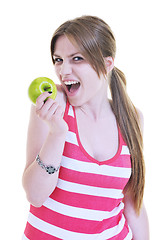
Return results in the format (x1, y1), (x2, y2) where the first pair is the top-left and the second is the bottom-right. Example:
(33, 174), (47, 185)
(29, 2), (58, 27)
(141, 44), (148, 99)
(60, 60), (72, 77)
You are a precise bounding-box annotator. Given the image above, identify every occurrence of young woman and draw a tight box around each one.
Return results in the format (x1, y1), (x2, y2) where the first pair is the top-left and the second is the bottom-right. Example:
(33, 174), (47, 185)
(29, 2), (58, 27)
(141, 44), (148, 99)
(22, 16), (149, 239)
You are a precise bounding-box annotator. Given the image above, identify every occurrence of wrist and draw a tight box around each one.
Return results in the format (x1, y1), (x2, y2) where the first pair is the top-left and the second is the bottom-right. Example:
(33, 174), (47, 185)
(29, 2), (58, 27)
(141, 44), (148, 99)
(36, 154), (60, 174)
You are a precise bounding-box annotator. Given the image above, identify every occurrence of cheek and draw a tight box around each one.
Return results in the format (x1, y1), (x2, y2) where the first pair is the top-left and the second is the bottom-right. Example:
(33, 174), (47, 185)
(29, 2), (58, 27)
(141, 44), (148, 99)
(54, 66), (61, 79)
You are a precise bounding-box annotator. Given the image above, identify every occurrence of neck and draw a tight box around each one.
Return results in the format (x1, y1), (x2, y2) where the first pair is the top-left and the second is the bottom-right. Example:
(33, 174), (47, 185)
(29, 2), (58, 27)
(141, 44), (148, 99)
(77, 85), (112, 121)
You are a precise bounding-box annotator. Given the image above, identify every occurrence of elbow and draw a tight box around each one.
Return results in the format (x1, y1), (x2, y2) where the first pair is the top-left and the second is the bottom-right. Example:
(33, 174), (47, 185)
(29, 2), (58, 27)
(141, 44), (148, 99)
(22, 177), (45, 208)
(22, 182), (55, 208)
(22, 169), (57, 208)
(26, 193), (45, 208)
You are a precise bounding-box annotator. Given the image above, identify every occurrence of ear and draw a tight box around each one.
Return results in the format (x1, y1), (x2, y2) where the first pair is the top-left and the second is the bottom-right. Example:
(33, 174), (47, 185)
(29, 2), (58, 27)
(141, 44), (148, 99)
(104, 56), (114, 74)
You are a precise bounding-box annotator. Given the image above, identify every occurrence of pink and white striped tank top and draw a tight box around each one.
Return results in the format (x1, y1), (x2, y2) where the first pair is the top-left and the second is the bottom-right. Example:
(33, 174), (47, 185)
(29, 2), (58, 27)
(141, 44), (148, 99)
(23, 101), (133, 239)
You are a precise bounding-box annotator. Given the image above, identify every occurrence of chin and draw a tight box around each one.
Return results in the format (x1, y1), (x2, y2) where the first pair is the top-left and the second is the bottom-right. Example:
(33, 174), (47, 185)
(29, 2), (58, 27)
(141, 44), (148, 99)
(67, 97), (83, 107)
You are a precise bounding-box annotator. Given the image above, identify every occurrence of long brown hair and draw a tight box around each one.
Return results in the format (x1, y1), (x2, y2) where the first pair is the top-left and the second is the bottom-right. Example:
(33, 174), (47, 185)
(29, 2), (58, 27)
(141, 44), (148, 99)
(50, 15), (145, 214)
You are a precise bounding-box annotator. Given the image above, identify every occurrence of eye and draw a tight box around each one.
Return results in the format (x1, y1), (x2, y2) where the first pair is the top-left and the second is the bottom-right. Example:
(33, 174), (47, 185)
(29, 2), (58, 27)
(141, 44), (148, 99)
(54, 57), (63, 64)
(73, 56), (84, 62)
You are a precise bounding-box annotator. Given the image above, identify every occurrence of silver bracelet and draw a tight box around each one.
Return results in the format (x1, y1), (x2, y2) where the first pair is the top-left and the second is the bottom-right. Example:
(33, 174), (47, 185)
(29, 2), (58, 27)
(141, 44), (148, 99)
(36, 154), (60, 174)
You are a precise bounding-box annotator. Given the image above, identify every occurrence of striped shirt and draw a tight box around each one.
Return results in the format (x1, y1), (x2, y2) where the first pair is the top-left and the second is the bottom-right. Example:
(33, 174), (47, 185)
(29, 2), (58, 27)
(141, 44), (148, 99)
(23, 101), (133, 239)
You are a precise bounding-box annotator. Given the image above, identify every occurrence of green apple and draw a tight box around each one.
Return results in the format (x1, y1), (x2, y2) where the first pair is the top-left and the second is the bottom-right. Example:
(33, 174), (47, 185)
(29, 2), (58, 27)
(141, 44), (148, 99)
(28, 77), (57, 104)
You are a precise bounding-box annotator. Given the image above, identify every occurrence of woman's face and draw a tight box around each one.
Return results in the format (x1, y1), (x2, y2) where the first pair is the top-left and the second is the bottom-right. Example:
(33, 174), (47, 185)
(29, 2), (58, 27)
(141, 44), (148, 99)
(53, 35), (108, 106)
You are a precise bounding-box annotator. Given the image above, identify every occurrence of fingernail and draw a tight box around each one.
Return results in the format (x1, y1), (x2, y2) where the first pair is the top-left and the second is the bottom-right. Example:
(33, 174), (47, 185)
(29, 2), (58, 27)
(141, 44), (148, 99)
(48, 91), (52, 94)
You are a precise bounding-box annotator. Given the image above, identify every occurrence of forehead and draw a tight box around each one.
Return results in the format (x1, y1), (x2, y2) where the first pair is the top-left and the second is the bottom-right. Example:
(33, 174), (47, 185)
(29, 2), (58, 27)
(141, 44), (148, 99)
(54, 35), (80, 56)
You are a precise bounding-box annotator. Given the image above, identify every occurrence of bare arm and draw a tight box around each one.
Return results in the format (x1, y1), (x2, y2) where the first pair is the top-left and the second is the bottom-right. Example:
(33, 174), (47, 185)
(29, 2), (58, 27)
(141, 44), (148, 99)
(22, 89), (67, 207)
(124, 195), (149, 239)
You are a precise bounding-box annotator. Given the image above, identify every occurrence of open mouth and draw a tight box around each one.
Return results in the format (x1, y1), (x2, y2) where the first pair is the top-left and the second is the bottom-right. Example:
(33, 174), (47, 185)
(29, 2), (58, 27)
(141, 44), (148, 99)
(64, 81), (80, 93)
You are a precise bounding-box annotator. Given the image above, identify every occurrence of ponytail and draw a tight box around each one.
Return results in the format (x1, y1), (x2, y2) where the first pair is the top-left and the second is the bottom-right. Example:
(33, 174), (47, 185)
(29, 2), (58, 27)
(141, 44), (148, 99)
(110, 67), (145, 214)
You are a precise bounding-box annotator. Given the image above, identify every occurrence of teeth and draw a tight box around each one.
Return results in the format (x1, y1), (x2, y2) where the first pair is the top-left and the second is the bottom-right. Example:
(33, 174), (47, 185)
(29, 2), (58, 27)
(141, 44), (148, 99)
(64, 81), (79, 85)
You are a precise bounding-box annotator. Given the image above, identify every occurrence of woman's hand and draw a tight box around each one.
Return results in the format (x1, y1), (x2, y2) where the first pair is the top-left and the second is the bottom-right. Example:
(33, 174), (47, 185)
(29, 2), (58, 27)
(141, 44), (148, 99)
(35, 92), (68, 134)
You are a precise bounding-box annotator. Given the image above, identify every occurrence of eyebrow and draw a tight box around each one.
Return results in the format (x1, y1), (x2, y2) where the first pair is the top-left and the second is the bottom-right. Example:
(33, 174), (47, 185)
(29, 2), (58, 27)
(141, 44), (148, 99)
(53, 52), (82, 58)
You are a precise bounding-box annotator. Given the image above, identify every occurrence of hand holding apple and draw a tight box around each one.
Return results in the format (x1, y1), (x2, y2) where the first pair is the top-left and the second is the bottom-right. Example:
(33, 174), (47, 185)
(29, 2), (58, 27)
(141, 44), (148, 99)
(28, 77), (57, 104)
(29, 77), (68, 133)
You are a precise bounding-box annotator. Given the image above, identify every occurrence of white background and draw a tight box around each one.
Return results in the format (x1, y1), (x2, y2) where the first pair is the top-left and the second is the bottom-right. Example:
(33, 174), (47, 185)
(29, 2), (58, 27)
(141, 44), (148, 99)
(0, 0), (159, 239)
